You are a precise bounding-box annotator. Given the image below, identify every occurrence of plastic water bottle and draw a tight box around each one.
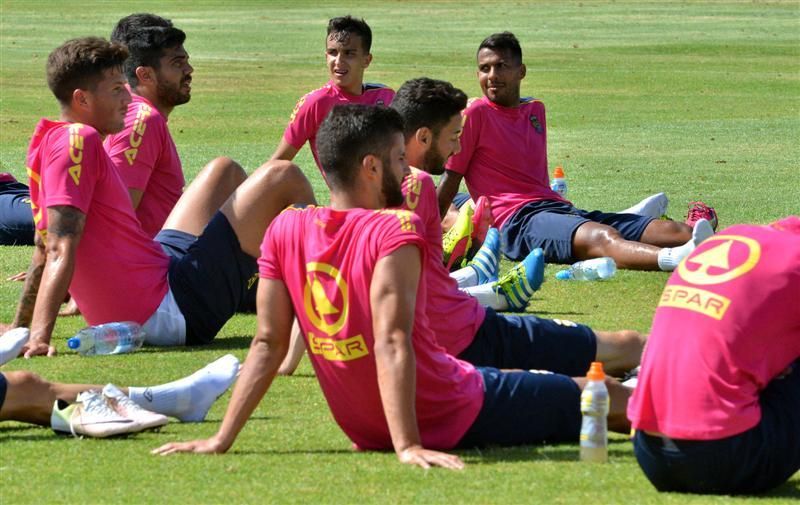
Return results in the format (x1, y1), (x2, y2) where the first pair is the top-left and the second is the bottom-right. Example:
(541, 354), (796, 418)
(67, 322), (145, 356)
(555, 257), (617, 281)
(580, 361), (609, 463)
(550, 166), (567, 197)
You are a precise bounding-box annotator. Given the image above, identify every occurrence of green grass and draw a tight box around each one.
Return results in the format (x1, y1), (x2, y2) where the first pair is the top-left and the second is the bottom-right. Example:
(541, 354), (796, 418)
(1, 0), (798, 502)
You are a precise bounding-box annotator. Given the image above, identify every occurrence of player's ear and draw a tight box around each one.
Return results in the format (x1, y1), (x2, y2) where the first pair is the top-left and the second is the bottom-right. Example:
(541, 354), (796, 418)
(361, 153), (379, 181)
(520, 63), (527, 80)
(363, 53), (373, 68)
(414, 127), (432, 148)
(72, 88), (89, 110)
(134, 66), (155, 86)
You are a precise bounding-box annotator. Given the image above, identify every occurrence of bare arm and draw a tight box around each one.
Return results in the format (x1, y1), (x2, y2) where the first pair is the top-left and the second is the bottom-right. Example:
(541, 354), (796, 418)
(128, 188), (144, 209)
(270, 138), (300, 162)
(277, 319), (306, 376)
(153, 277), (294, 455)
(371, 245), (465, 470)
(22, 206), (85, 358)
(436, 170), (464, 220)
(11, 232), (46, 328)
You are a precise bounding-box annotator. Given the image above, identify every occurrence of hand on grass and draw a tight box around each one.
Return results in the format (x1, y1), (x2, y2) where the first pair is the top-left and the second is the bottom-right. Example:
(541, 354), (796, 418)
(398, 445), (465, 470)
(152, 438), (226, 456)
(22, 339), (56, 358)
(6, 271), (26, 282)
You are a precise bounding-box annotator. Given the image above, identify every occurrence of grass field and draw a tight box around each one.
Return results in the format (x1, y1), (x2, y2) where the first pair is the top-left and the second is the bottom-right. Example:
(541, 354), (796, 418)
(1, 0), (798, 503)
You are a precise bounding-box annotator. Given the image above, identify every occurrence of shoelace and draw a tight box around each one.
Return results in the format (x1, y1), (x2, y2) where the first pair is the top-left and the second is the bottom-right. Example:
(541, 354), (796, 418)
(107, 391), (147, 416)
(68, 392), (120, 437)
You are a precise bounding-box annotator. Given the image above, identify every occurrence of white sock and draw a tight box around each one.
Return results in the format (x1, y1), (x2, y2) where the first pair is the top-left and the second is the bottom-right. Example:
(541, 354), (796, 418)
(619, 192), (668, 218)
(657, 218), (714, 271)
(0, 328), (29, 366)
(461, 283), (509, 311)
(128, 354), (239, 422)
(451, 266), (479, 288)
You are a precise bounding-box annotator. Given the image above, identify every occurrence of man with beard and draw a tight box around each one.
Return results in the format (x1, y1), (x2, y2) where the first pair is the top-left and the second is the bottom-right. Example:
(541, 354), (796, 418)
(106, 13), (247, 239)
(153, 104), (635, 469)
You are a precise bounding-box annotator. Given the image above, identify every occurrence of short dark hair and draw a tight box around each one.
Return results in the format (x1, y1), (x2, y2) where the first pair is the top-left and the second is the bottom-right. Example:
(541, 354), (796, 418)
(478, 31), (522, 64)
(327, 16), (372, 53)
(391, 78), (467, 140)
(46, 37), (129, 106)
(316, 104), (404, 190)
(111, 13), (186, 86)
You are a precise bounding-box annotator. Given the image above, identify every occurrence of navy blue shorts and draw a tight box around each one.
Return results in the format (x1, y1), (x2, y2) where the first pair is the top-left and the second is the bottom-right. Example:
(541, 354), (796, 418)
(452, 192), (471, 209)
(501, 200), (654, 263)
(457, 367), (582, 447)
(633, 359), (800, 494)
(458, 308), (596, 376)
(157, 212), (257, 345)
(0, 372), (7, 413)
(0, 180), (34, 246)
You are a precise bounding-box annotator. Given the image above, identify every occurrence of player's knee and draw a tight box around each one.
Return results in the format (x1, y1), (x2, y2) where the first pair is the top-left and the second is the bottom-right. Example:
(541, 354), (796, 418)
(5, 370), (47, 390)
(207, 156), (247, 184)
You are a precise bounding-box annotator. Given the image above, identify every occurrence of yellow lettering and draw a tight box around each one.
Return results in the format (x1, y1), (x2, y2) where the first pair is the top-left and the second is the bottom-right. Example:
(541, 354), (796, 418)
(124, 148), (138, 165)
(658, 285), (731, 320)
(307, 332), (369, 362)
(68, 164), (81, 186)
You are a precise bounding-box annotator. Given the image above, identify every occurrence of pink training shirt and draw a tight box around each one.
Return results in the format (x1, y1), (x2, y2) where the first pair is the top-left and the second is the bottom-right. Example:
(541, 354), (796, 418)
(446, 96), (567, 229)
(105, 93), (184, 238)
(26, 119), (170, 325)
(283, 82), (395, 171)
(627, 218), (800, 440)
(259, 206), (484, 450)
(402, 168), (486, 355)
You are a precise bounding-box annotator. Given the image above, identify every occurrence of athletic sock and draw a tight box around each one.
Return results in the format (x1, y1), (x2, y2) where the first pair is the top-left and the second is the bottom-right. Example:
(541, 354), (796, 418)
(657, 218), (714, 271)
(461, 283), (509, 311)
(128, 354), (239, 422)
(451, 265), (479, 288)
(0, 328), (29, 366)
(619, 192), (668, 218)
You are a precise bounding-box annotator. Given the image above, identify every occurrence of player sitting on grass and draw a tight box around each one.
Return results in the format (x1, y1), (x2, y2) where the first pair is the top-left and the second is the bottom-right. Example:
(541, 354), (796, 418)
(152, 104), (635, 469)
(270, 15), (395, 171)
(278, 80), (646, 377)
(1, 36), (315, 358)
(628, 216), (800, 494)
(0, 332), (238, 437)
(438, 32), (716, 271)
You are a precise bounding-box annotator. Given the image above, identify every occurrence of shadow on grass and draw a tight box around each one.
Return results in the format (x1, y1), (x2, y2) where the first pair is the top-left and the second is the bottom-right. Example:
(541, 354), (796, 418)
(763, 479), (800, 499)
(526, 310), (587, 317)
(459, 440), (637, 465)
(230, 448), (354, 456)
(139, 335), (254, 353)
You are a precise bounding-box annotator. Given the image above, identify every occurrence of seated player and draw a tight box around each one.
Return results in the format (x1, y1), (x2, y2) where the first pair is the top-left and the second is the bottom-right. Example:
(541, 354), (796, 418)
(438, 32), (715, 271)
(628, 216), (800, 494)
(0, 331), (239, 437)
(106, 13), (247, 239)
(270, 15), (395, 170)
(278, 80), (645, 377)
(4, 37), (314, 358)
(152, 104), (634, 469)
(0, 173), (34, 246)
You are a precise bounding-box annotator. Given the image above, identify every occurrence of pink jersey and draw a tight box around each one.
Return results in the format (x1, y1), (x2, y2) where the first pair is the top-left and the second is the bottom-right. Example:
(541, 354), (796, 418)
(105, 93), (184, 237)
(283, 82), (395, 172)
(26, 119), (170, 325)
(402, 168), (485, 355)
(259, 205), (483, 450)
(445, 96), (567, 228)
(627, 218), (800, 440)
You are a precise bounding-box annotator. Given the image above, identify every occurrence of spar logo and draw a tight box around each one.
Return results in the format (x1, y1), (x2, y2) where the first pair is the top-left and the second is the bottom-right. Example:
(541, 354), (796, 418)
(303, 262), (368, 362)
(659, 235), (761, 320)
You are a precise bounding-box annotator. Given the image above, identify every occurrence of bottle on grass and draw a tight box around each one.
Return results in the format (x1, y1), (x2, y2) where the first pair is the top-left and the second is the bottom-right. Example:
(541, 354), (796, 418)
(579, 361), (609, 463)
(67, 322), (145, 356)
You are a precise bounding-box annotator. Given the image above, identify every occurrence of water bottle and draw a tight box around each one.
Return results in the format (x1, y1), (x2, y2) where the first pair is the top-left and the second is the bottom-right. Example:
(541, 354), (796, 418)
(67, 322), (145, 356)
(579, 361), (609, 463)
(555, 257), (617, 281)
(550, 166), (567, 197)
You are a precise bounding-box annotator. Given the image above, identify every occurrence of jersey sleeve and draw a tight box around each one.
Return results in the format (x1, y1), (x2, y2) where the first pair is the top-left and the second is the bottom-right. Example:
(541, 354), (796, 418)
(106, 103), (163, 191)
(283, 91), (319, 150)
(41, 125), (102, 215)
(374, 211), (428, 264)
(445, 101), (481, 176)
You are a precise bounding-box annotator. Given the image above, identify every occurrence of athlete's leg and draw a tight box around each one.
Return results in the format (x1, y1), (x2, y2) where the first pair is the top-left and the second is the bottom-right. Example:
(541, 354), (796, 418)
(220, 160), (316, 257)
(0, 371), (98, 426)
(639, 219), (692, 247)
(162, 156), (248, 236)
(594, 330), (646, 376)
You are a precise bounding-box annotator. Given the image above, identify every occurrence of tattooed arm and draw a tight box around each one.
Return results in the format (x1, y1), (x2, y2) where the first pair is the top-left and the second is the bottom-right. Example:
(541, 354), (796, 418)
(11, 232), (47, 328)
(22, 205), (86, 358)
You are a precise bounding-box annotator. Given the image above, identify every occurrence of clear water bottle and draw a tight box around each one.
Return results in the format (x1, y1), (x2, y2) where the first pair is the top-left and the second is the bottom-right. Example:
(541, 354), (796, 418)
(550, 166), (567, 197)
(67, 322), (145, 356)
(580, 361), (609, 463)
(555, 257), (617, 281)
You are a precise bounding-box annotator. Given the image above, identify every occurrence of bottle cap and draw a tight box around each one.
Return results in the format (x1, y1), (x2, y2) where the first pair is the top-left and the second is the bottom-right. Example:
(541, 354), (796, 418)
(586, 361), (605, 381)
(67, 337), (80, 350)
(553, 166), (565, 178)
(555, 269), (572, 280)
